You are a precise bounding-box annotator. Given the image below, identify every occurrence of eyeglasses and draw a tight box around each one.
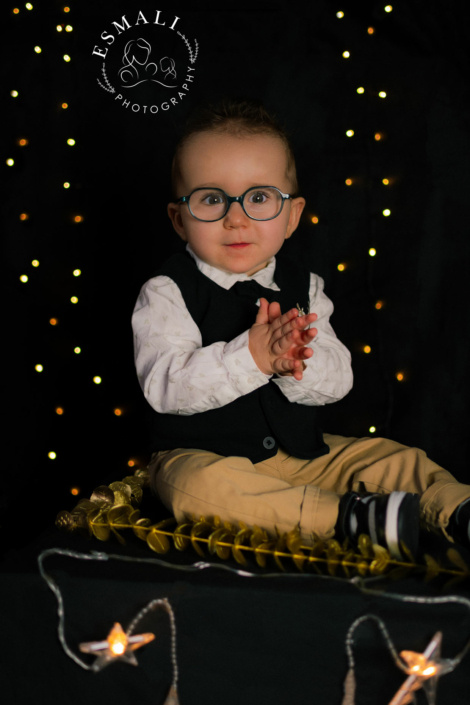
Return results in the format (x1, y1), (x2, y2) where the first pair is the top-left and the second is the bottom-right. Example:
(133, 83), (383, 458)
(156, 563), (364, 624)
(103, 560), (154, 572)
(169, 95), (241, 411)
(176, 186), (293, 222)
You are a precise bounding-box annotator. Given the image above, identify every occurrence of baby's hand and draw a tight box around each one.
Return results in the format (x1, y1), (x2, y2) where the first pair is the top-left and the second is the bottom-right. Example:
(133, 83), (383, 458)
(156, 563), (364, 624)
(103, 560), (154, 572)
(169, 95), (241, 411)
(248, 298), (318, 381)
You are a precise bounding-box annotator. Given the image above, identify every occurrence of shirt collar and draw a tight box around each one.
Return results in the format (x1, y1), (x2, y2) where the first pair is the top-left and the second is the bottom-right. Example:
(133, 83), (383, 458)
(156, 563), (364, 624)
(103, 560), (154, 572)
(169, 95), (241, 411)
(185, 243), (281, 291)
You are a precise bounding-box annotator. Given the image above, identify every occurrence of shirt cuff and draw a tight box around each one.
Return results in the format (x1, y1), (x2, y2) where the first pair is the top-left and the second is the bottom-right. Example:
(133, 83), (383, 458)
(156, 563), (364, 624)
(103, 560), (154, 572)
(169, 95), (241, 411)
(223, 329), (272, 395)
(272, 358), (319, 401)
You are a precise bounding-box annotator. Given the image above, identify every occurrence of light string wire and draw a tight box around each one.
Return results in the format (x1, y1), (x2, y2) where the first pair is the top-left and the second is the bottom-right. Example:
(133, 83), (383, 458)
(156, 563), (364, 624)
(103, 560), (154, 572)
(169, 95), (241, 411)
(38, 548), (178, 680)
(39, 547), (470, 677)
(345, 591), (470, 676)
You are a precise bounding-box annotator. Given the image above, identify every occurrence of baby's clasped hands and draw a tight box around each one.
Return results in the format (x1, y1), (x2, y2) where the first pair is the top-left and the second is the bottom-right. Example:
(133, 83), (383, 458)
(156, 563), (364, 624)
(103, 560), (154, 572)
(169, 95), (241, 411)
(248, 298), (318, 381)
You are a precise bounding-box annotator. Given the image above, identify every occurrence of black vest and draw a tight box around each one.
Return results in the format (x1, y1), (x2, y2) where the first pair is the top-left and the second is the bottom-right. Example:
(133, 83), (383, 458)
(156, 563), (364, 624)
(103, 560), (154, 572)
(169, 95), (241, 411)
(145, 249), (330, 463)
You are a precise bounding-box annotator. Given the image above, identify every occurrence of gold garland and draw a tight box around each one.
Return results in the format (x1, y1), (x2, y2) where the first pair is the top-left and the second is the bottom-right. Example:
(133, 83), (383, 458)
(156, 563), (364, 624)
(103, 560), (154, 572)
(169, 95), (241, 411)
(55, 468), (470, 586)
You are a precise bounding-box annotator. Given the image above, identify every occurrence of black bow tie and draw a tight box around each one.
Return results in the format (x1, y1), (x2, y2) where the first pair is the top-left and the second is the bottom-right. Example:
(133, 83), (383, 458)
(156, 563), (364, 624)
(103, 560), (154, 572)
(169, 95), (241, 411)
(232, 279), (278, 303)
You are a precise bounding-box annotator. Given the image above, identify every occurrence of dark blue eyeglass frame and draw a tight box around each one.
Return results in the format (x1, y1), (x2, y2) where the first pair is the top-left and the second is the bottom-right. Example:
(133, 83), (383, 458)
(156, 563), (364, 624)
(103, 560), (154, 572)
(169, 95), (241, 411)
(175, 185), (294, 222)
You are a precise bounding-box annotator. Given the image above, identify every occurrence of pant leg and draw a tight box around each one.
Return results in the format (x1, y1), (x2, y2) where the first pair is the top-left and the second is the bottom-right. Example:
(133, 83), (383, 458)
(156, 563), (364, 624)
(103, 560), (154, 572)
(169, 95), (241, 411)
(148, 447), (340, 542)
(316, 434), (470, 540)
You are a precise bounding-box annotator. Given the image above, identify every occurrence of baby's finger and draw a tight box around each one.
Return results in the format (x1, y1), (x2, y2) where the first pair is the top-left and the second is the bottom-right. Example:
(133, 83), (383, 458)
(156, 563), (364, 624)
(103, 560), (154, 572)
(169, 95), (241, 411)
(268, 301), (282, 324)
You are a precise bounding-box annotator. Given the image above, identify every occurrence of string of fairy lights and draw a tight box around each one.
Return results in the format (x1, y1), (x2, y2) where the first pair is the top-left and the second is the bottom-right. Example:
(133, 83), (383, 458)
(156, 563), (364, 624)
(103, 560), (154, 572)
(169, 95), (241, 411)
(8, 3), (139, 500)
(7, 3), (404, 500)
(309, 5), (404, 437)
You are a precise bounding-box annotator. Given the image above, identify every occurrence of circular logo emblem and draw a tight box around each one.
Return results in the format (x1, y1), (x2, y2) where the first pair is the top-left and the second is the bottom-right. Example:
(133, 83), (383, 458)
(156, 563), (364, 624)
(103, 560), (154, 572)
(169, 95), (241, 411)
(92, 10), (198, 116)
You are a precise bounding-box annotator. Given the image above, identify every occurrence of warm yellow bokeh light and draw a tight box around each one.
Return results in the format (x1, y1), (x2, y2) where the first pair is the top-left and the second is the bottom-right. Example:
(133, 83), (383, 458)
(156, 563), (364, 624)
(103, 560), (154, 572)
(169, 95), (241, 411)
(337, 264), (345, 271)
(71, 296), (78, 304)
(336, 11), (344, 18)
(11, 90), (18, 97)
(369, 426), (376, 433)
(63, 6), (70, 11)
(396, 373), (404, 381)
(56, 24), (63, 31)
(19, 138), (28, 146)
(50, 318), (58, 325)
(34, 46), (41, 53)
(93, 376), (102, 385)
(20, 275), (28, 282)
(346, 130), (354, 137)
(382, 178), (389, 185)
(73, 269), (81, 276)
(67, 138), (75, 145)
(343, 51), (350, 58)
(379, 91), (387, 98)
(345, 179), (353, 186)
(374, 133), (382, 141)
(114, 409), (122, 416)
(20, 213), (29, 221)
(6, 159), (14, 166)
(63, 55), (71, 62)
(64, 182), (70, 188)
(13, 8), (20, 13)
(62, 102), (68, 109)
(383, 209), (391, 216)
(32, 260), (39, 267)
(26, 3), (33, 8)
(369, 248), (376, 257)
(74, 215), (83, 223)
(357, 87), (365, 94)
(70, 487), (80, 496)
(56, 407), (64, 415)
(385, 5), (393, 12)
(364, 346), (371, 354)
(65, 25), (73, 31)
(74, 347), (81, 354)
(128, 460), (136, 467)
(35, 364), (43, 372)
(375, 301), (383, 309)
(311, 216), (319, 224)
(48, 452), (57, 460)
(367, 27), (375, 34)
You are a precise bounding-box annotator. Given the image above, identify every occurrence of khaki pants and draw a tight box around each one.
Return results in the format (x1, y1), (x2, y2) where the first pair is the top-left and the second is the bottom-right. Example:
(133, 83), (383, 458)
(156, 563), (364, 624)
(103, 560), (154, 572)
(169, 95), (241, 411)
(148, 434), (470, 543)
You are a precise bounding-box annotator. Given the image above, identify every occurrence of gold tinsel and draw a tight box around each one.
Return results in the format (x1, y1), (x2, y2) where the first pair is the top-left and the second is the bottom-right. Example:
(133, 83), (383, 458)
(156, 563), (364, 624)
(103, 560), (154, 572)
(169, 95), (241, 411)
(55, 467), (470, 586)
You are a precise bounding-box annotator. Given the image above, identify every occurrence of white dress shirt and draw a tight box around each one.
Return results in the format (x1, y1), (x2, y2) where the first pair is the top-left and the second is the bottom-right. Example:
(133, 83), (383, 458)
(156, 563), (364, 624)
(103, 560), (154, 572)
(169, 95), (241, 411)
(132, 243), (353, 416)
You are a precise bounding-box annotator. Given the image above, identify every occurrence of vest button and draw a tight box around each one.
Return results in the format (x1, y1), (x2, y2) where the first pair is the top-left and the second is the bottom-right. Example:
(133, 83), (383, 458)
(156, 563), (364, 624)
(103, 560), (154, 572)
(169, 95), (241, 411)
(263, 436), (275, 449)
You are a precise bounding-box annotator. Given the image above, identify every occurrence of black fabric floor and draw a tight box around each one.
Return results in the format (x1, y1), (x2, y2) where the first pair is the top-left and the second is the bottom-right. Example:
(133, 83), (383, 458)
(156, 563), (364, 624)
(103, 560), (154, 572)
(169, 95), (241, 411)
(2, 521), (470, 705)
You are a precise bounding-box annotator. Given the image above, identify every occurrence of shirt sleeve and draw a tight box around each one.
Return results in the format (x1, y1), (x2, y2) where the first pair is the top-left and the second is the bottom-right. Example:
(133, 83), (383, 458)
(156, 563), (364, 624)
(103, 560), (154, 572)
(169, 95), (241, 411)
(271, 272), (354, 405)
(131, 275), (272, 416)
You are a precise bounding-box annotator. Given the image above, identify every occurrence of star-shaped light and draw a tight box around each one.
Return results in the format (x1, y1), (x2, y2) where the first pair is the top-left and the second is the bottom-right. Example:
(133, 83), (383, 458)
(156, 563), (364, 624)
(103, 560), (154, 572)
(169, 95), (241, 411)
(388, 631), (456, 705)
(79, 622), (155, 671)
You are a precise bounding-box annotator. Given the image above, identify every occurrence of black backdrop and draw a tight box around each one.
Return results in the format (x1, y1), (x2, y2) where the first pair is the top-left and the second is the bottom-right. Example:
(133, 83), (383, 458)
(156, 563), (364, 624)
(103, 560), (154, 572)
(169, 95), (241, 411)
(3, 0), (470, 554)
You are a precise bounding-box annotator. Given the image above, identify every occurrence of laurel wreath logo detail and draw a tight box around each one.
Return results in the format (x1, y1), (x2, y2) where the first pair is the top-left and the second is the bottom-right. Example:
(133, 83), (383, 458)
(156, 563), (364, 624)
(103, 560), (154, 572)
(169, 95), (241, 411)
(97, 63), (116, 94)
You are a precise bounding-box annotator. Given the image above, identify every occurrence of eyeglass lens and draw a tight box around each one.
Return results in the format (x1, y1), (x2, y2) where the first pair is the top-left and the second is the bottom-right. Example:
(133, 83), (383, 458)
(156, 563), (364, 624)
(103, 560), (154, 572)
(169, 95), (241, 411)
(188, 187), (283, 221)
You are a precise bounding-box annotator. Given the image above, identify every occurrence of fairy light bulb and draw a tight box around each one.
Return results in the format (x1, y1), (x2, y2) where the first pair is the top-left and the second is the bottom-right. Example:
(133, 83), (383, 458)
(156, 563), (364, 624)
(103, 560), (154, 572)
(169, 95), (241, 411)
(107, 624), (128, 656)
(63, 55), (71, 62)
(396, 373), (404, 381)
(48, 452), (57, 459)
(32, 260), (39, 267)
(35, 364), (43, 372)
(343, 51), (350, 58)
(345, 179), (353, 186)
(64, 182), (70, 188)
(364, 346), (371, 354)
(385, 5), (393, 12)
(74, 347), (81, 354)
(383, 209), (391, 216)
(379, 91), (387, 98)
(56, 24), (63, 31)
(71, 296), (78, 304)
(62, 102), (68, 109)
(369, 426), (376, 433)
(34, 46), (41, 53)
(6, 159), (14, 166)
(26, 3), (33, 8)
(357, 87), (364, 94)
(311, 216), (319, 224)
(70, 487), (80, 496)
(67, 138), (75, 146)
(73, 269), (81, 276)
(94, 376), (102, 385)
(337, 264), (345, 271)
(346, 130), (354, 137)
(65, 25), (73, 31)
(369, 248), (376, 256)
(382, 178), (389, 185)
(367, 27), (375, 34)
(11, 90), (18, 97)
(336, 11), (344, 18)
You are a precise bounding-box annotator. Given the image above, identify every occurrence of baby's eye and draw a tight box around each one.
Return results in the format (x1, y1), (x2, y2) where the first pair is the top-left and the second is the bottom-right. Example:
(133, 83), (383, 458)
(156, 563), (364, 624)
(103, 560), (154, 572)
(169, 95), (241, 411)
(248, 191), (270, 204)
(201, 193), (224, 206)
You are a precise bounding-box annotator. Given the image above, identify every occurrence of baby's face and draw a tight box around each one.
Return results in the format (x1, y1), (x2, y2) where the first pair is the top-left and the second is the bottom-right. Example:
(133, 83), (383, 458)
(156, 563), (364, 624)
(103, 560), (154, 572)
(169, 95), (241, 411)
(167, 132), (305, 276)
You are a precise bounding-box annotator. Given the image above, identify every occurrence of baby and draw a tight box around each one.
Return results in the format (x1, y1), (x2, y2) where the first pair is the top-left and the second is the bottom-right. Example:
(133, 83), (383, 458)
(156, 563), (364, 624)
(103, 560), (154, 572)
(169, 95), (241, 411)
(132, 96), (470, 561)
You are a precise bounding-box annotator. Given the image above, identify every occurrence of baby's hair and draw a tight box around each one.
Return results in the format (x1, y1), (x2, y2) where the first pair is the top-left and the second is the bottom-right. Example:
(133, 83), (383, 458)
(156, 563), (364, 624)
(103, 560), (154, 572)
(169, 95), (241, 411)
(170, 95), (299, 201)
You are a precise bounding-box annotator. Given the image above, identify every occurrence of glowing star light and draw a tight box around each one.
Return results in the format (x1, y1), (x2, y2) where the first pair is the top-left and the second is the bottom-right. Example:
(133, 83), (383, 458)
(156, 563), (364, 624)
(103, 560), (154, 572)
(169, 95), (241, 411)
(389, 631), (456, 705)
(79, 622), (155, 671)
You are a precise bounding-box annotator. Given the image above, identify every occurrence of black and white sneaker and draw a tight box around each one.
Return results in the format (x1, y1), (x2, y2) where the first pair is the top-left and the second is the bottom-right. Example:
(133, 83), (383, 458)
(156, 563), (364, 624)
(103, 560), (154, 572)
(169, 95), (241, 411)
(448, 497), (470, 548)
(335, 490), (420, 561)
